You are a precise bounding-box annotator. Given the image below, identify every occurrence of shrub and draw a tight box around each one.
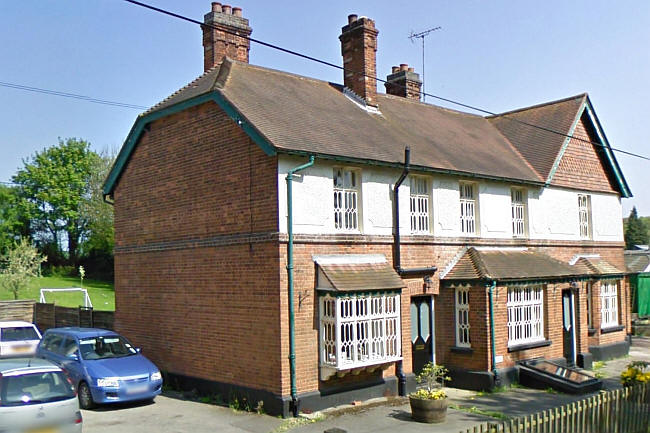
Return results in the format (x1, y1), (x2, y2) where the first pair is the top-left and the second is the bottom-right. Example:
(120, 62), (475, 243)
(620, 361), (650, 386)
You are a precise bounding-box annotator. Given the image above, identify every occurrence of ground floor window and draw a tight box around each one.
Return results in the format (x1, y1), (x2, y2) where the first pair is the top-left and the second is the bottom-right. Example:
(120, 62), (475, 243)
(600, 281), (619, 328)
(320, 293), (401, 370)
(507, 285), (544, 346)
(455, 287), (470, 347)
(586, 282), (593, 328)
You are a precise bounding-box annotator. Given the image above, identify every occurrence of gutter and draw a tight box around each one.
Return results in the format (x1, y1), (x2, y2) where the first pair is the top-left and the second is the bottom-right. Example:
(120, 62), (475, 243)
(285, 155), (315, 417)
(392, 147), (437, 397)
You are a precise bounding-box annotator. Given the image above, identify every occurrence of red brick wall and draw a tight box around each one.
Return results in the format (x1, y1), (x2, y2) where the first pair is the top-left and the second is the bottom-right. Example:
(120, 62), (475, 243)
(551, 114), (617, 193)
(113, 101), (282, 393)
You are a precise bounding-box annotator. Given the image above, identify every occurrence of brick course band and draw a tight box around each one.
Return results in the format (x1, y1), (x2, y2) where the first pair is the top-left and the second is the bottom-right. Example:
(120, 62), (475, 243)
(114, 231), (279, 254)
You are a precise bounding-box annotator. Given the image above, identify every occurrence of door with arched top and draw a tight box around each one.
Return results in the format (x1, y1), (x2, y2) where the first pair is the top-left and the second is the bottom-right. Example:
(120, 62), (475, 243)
(410, 296), (435, 375)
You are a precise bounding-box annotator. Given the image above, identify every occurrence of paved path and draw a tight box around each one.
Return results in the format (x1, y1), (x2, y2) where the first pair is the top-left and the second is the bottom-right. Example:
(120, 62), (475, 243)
(83, 337), (650, 433)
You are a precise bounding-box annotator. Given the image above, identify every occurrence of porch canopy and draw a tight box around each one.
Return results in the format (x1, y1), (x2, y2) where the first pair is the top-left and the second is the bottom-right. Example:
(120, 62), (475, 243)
(442, 247), (624, 283)
(314, 254), (405, 292)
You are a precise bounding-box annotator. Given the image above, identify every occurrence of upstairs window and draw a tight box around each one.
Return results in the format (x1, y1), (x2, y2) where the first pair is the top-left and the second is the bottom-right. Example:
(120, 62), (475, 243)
(511, 188), (527, 238)
(507, 286), (544, 346)
(320, 293), (401, 370)
(333, 168), (360, 231)
(459, 182), (477, 235)
(600, 281), (619, 328)
(410, 176), (430, 234)
(578, 194), (592, 239)
(455, 287), (470, 347)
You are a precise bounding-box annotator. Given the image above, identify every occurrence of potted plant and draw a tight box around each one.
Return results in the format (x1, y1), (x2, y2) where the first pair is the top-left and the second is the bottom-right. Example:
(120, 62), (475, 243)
(409, 362), (451, 423)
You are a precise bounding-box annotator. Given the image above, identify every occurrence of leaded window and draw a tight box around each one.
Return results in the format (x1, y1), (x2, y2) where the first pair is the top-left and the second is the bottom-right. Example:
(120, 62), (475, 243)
(507, 286), (544, 346)
(333, 168), (360, 231)
(511, 188), (526, 238)
(319, 293), (401, 370)
(578, 194), (592, 239)
(460, 182), (477, 235)
(455, 287), (470, 347)
(600, 281), (619, 328)
(410, 176), (430, 234)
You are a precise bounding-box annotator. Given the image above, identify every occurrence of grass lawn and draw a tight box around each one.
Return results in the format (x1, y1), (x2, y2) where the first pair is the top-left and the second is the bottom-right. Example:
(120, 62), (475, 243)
(0, 276), (115, 311)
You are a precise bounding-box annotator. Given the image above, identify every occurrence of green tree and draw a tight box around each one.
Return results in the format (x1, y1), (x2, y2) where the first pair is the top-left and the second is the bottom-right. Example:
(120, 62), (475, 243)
(13, 138), (100, 266)
(0, 185), (30, 254)
(0, 238), (47, 300)
(625, 206), (648, 249)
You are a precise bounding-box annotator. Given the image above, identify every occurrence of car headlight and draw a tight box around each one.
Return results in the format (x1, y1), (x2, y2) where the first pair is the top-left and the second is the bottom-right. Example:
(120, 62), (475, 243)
(97, 377), (120, 388)
(150, 371), (162, 381)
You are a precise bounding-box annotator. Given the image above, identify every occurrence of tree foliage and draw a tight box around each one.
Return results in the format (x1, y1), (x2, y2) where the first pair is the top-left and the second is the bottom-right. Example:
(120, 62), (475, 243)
(13, 138), (100, 267)
(0, 185), (30, 254)
(0, 238), (47, 300)
(625, 206), (648, 250)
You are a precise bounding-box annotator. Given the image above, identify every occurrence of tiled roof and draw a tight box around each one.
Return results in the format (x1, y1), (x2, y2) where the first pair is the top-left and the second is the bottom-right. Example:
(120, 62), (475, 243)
(625, 251), (650, 273)
(318, 263), (405, 292)
(443, 248), (620, 282)
(572, 257), (623, 276)
(487, 94), (586, 181)
(144, 59), (543, 183)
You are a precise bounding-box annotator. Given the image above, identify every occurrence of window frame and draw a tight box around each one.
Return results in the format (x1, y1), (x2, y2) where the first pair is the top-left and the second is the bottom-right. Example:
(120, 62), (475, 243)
(459, 182), (478, 236)
(586, 282), (594, 329)
(507, 285), (545, 347)
(333, 167), (361, 232)
(600, 280), (619, 329)
(511, 187), (527, 238)
(319, 292), (402, 371)
(409, 175), (431, 234)
(455, 287), (471, 348)
(578, 194), (592, 240)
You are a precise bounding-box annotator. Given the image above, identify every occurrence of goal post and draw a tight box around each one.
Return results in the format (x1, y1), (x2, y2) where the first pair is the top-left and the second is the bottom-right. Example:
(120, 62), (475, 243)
(39, 288), (93, 308)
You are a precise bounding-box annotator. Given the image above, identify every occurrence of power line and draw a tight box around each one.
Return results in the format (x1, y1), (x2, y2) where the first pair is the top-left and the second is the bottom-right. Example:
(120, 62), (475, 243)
(0, 81), (148, 110)
(124, 1), (648, 163)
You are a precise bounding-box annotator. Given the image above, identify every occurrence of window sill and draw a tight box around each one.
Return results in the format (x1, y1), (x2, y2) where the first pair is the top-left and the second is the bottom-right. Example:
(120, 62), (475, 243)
(601, 325), (625, 334)
(507, 339), (552, 352)
(450, 346), (473, 354)
(588, 327), (597, 336)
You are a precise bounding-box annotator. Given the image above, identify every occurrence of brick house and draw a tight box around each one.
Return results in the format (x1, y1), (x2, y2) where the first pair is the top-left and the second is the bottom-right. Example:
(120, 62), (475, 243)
(103, 4), (632, 416)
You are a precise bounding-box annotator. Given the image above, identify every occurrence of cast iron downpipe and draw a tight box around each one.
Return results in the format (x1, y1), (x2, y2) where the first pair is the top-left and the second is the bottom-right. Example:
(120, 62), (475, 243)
(286, 155), (314, 417)
(488, 280), (500, 385)
(392, 146), (437, 396)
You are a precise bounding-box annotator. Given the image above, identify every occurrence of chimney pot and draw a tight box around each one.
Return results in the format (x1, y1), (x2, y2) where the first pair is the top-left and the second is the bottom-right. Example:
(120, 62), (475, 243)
(232, 7), (242, 17)
(400, 63), (408, 71)
(348, 14), (358, 24)
(222, 4), (231, 14)
(392, 66), (399, 73)
(211, 2), (222, 12)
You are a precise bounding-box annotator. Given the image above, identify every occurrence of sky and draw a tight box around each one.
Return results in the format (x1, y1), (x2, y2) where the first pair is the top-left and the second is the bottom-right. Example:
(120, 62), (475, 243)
(1, 1), (648, 215)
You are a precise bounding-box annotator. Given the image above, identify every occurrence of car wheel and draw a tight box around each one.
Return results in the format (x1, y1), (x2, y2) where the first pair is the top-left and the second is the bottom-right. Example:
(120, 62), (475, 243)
(78, 381), (95, 409)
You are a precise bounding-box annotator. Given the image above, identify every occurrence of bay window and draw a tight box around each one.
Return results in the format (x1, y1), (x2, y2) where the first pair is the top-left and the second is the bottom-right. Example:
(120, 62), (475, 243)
(455, 287), (470, 347)
(600, 281), (619, 328)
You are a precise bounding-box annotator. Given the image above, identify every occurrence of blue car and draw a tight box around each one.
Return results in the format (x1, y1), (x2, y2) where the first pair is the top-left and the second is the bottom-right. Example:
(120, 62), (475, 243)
(36, 328), (163, 409)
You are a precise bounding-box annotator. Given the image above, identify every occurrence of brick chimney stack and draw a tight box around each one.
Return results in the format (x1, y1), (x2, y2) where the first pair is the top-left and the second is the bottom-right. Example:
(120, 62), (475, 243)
(339, 14), (379, 107)
(202, 2), (252, 72)
(385, 64), (422, 101)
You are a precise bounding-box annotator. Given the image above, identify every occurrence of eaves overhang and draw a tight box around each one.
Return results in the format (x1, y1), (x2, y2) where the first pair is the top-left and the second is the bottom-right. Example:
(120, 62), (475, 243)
(102, 90), (277, 198)
(278, 148), (547, 187)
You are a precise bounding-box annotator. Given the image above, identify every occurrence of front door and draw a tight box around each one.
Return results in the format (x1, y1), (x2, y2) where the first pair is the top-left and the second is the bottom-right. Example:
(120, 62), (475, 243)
(410, 296), (434, 375)
(562, 289), (576, 366)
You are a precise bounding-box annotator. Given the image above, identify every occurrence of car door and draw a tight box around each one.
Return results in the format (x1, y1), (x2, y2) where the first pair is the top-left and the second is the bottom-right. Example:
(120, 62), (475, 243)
(60, 337), (84, 385)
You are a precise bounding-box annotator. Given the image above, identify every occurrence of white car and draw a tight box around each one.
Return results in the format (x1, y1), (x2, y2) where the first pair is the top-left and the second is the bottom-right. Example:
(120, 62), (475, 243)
(0, 357), (82, 433)
(0, 321), (42, 358)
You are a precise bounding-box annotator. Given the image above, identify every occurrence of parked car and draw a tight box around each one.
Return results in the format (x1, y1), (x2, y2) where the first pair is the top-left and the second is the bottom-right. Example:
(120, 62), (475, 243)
(36, 327), (163, 409)
(0, 357), (82, 433)
(0, 321), (42, 358)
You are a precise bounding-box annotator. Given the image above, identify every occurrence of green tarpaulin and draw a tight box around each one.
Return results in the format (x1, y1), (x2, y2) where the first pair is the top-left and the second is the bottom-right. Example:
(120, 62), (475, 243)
(632, 273), (650, 317)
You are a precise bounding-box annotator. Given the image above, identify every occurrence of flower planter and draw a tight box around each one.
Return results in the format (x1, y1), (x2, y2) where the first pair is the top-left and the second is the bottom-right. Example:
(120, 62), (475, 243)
(409, 396), (448, 423)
